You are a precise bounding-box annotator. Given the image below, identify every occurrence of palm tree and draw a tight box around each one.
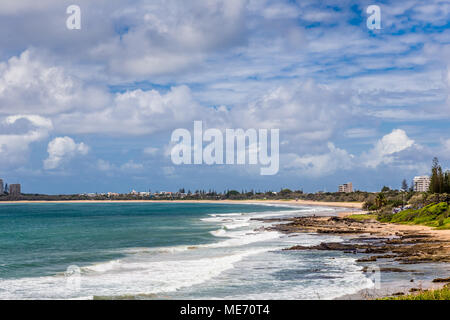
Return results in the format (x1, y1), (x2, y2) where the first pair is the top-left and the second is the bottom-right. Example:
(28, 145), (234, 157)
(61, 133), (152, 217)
(375, 193), (387, 211)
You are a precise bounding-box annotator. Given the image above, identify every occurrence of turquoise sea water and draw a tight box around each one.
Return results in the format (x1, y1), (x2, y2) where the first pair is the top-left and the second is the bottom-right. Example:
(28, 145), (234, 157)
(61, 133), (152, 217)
(0, 202), (376, 299)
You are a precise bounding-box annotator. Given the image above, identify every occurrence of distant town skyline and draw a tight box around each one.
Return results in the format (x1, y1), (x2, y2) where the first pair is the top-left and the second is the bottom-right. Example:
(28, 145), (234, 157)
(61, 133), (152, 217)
(0, 1), (449, 194)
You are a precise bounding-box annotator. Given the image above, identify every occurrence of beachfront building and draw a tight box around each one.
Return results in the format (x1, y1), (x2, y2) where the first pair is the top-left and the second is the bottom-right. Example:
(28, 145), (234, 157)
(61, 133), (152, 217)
(413, 176), (430, 192)
(338, 182), (353, 193)
(9, 184), (21, 196)
(0, 179), (3, 194)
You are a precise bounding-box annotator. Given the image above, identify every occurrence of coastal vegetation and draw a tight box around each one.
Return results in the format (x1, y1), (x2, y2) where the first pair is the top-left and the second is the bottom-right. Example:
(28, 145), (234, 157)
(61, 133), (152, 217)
(360, 158), (450, 230)
(378, 202), (450, 229)
(0, 188), (373, 202)
(381, 285), (450, 300)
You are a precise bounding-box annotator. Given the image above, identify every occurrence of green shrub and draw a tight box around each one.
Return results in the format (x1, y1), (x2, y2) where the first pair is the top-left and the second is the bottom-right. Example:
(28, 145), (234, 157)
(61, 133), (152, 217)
(380, 285), (450, 300)
(377, 202), (450, 229)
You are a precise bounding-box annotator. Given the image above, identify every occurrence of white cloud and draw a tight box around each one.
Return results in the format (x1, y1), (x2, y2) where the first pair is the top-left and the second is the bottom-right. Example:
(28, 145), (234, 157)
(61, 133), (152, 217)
(93, 0), (248, 78)
(43, 136), (89, 170)
(0, 50), (110, 116)
(0, 114), (52, 166)
(55, 85), (206, 135)
(284, 142), (354, 177)
(362, 129), (415, 168)
(0, 50), (77, 115)
(229, 81), (353, 147)
(282, 128), (428, 177)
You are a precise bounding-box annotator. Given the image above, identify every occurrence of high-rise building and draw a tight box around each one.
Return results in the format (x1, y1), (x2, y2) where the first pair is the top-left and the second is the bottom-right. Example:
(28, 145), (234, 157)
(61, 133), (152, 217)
(413, 176), (430, 192)
(9, 184), (21, 196)
(338, 182), (353, 193)
(0, 179), (3, 194)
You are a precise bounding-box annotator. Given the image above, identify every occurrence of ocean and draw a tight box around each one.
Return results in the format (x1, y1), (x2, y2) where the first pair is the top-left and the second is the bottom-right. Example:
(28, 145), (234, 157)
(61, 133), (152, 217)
(0, 202), (374, 299)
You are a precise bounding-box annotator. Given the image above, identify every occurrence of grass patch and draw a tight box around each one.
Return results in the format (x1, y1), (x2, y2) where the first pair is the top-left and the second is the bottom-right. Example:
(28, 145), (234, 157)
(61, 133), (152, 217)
(380, 286), (450, 300)
(347, 214), (377, 221)
(378, 202), (450, 229)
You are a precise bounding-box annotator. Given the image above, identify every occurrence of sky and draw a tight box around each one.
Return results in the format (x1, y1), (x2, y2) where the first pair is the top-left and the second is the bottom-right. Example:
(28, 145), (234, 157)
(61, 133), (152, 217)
(0, 0), (449, 194)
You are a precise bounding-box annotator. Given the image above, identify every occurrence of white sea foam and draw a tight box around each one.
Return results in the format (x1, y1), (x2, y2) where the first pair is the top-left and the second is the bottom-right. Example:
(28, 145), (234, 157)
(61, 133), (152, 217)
(0, 204), (367, 300)
(0, 247), (271, 299)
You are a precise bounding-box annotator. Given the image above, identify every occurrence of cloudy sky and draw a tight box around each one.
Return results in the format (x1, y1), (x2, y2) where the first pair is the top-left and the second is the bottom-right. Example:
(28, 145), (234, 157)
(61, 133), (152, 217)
(0, 0), (449, 194)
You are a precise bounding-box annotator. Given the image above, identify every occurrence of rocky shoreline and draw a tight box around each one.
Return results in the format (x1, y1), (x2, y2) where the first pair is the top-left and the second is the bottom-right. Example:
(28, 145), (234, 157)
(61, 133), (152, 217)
(262, 215), (450, 298)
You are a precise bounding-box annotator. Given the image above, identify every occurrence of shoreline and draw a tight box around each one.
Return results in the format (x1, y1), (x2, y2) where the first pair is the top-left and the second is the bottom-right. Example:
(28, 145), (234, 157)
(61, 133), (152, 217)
(0, 199), (364, 209)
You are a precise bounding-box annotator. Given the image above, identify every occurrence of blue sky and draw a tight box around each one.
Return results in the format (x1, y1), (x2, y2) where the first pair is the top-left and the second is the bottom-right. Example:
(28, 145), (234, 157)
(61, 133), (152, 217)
(0, 0), (449, 194)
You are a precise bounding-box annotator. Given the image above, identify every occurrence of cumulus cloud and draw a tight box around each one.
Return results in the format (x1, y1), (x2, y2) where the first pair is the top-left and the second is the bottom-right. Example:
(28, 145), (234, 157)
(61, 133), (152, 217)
(362, 129), (415, 168)
(93, 0), (248, 77)
(43, 136), (89, 170)
(284, 142), (354, 177)
(229, 81), (353, 147)
(0, 50), (110, 116)
(0, 114), (52, 166)
(282, 128), (428, 177)
(55, 85), (208, 135)
(0, 50), (78, 115)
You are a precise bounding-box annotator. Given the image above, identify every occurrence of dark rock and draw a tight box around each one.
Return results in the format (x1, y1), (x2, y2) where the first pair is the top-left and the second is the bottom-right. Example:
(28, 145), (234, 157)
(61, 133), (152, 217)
(432, 277), (450, 283)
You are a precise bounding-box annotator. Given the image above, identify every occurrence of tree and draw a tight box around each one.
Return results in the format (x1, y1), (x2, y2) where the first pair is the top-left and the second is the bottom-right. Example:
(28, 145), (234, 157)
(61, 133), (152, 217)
(375, 193), (387, 211)
(401, 179), (408, 191)
(381, 186), (390, 192)
(409, 179), (414, 192)
(280, 188), (292, 195)
(445, 171), (450, 193)
(430, 157), (444, 193)
(226, 190), (240, 198)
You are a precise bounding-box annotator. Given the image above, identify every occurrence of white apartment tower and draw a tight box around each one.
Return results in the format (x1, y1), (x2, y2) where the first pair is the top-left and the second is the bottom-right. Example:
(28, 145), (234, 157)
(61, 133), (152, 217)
(413, 176), (430, 192)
